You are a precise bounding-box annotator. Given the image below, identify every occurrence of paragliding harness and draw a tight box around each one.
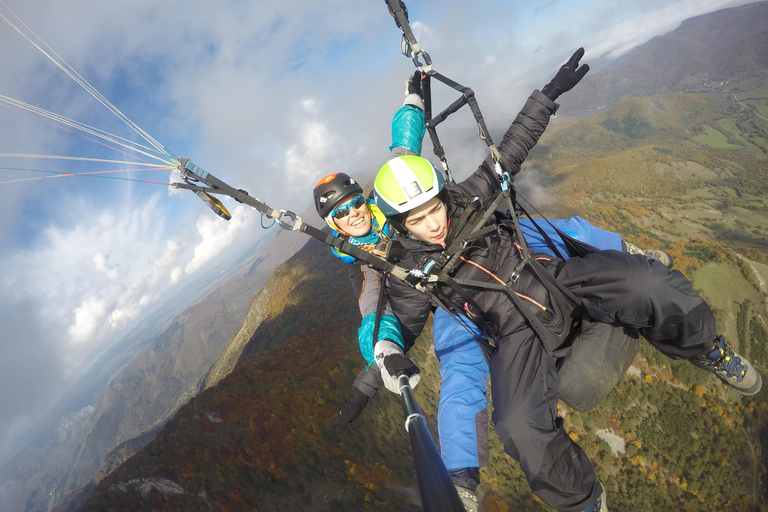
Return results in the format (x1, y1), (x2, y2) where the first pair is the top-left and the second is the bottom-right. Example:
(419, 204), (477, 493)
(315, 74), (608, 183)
(391, 187), (588, 361)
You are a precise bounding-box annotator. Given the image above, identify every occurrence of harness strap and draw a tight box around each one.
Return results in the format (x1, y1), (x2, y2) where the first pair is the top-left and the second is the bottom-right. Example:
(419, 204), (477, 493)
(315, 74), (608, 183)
(371, 273), (387, 355)
(515, 194), (599, 258)
(518, 207), (566, 260)
(442, 192), (506, 275)
(430, 267), (484, 315)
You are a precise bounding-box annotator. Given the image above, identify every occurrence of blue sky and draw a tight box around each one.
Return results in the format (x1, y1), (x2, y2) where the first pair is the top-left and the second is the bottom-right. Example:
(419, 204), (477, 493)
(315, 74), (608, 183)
(0, 0), (755, 456)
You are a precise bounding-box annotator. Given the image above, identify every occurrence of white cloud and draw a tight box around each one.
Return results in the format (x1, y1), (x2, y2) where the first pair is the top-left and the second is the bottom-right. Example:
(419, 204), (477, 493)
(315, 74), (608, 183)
(283, 98), (340, 185)
(151, 239), (188, 289)
(184, 204), (258, 275)
(93, 251), (123, 280)
(1, 193), (194, 354)
(170, 266), (184, 285)
(68, 296), (110, 345)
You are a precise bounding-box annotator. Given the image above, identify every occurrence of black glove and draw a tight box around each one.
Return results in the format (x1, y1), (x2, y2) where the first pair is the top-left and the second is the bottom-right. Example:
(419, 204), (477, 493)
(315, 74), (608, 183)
(403, 70), (424, 110)
(328, 389), (370, 432)
(374, 340), (421, 394)
(542, 47), (590, 102)
(383, 353), (421, 378)
(406, 70), (423, 98)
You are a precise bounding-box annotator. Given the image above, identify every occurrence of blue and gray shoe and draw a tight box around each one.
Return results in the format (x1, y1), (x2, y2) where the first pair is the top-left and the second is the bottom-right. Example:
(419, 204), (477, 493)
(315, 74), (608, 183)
(624, 241), (674, 269)
(692, 335), (762, 395)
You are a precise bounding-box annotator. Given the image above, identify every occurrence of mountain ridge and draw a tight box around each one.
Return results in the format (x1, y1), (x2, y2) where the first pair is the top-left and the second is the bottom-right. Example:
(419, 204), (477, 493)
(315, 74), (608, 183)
(558, 1), (768, 116)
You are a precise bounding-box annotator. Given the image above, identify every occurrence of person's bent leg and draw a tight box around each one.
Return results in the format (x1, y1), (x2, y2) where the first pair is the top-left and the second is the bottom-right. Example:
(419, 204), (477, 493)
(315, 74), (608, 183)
(490, 329), (602, 511)
(557, 250), (714, 358)
(433, 309), (489, 478)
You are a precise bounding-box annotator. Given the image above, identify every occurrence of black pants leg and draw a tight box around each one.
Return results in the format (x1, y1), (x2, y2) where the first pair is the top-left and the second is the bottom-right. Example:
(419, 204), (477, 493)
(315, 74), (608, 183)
(489, 250), (716, 511)
(557, 250), (716, 359)
(489, 329), (602, 512)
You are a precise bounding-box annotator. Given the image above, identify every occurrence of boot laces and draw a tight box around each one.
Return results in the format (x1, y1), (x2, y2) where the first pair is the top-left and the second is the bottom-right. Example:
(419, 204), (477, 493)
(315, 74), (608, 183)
(700, 337), (746, 381)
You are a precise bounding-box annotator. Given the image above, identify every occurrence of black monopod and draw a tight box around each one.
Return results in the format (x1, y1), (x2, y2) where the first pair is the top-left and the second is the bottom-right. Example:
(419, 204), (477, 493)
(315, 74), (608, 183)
(397, 375), (466, 512)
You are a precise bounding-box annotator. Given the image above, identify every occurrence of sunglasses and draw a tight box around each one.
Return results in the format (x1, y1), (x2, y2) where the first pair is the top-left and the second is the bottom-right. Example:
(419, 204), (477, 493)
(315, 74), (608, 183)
(331, 194), (366, 220)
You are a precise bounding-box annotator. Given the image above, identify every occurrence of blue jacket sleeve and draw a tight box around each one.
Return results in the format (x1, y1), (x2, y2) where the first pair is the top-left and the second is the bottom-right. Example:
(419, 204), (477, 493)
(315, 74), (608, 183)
(389, 105), (426, 155)
(358, 313), (404, 363)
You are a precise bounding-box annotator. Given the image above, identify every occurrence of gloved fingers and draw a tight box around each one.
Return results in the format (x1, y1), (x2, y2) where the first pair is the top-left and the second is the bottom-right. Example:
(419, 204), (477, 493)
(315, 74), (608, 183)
(574, 63), (590, 81)
(328, 399), (367, 431)
(382, 354), (421, 377)
(565, 47), (585, 70)
(406, 70), (424, 97)
(374, 339), (405, 364)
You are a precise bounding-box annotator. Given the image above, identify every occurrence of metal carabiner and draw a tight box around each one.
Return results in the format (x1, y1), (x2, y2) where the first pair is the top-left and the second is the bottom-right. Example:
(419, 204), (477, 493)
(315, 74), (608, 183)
(276, 209), (301, 231)
(412, 50), (432, 71)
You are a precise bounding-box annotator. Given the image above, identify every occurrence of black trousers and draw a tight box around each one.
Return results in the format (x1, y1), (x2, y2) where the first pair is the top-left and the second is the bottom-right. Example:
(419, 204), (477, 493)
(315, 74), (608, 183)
(489, 250), (715, 511)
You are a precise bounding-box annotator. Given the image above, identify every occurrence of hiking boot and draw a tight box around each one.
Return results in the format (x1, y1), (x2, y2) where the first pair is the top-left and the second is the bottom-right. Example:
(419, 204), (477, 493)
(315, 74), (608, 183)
(583, 484), (608, 512)
(691, 335), (762, 395)
(624, 241), (674, 269)
(455, 485), (478, 512)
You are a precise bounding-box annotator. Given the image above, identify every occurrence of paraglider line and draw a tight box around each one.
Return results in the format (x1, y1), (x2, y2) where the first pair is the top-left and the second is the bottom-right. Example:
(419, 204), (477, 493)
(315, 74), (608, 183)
(1, 101), (172, 166)
(0, 165), (176, 186)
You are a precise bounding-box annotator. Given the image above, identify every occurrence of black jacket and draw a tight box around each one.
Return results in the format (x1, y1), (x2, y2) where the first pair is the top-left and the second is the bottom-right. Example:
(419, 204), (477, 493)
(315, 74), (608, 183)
(388, 89), (562, 346)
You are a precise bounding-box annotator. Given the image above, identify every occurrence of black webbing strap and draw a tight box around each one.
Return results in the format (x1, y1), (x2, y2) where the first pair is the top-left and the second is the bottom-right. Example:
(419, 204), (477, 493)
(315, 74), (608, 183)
(442, 192), (507, 275)
(371, 274), (387, 356)
(424, 70), (503, 167)
(421, 74), (446, 168)
(383, 0), (504, 175)
(385, 0), (420, 56)
(516, 204), (567, 260)
(298, 222), (394, 273)
(502, 186), (581, 306)
(431, 267), (484, 314)
(452, 279), (505, 290)
(515, 193), (600, 258)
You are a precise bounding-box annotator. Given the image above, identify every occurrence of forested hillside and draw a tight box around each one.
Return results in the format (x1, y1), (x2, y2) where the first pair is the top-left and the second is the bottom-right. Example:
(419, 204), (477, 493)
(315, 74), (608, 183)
(79, 239), (435, 511)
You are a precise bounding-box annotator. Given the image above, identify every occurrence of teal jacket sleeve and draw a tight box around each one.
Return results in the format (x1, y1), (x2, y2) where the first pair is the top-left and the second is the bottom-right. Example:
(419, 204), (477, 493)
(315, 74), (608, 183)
(358, 313), (404, 363)
(389, 105), (426, 155)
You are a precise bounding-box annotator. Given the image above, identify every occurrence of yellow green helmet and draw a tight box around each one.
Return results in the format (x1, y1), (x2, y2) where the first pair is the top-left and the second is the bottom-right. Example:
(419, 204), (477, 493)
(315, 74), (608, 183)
(373, 155), (445, 218)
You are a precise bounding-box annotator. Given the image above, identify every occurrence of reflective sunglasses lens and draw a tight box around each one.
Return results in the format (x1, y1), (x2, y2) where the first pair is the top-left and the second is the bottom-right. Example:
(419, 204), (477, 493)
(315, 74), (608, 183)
(332, 206), (351, 220)
(332, 195), (365, 220)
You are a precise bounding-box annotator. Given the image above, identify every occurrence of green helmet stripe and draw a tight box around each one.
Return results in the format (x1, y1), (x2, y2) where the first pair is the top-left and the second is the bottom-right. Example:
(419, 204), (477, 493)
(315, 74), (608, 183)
(375, 160), (408, 205)
(389, 156), (435, 198)
(374, 155), (445, 216)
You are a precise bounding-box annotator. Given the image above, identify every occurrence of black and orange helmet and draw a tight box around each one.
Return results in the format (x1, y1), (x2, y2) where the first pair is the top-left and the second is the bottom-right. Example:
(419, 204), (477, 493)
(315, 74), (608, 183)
(313, 172), (363, 219)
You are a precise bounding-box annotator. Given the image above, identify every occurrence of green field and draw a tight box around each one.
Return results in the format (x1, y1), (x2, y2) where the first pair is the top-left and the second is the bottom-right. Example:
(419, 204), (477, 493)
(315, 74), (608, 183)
(717, 117), (768, 158)
(692, 262), (766, 342)
(693, 125), (743, 149)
